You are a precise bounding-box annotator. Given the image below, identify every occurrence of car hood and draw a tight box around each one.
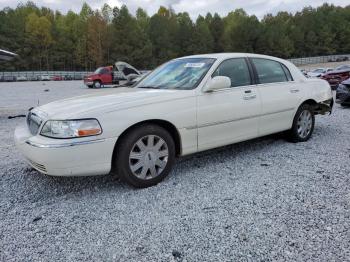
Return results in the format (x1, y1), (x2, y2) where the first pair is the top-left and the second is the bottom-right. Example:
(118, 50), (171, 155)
(307, 72), (322, 77)
(324, 69), (350, 76)
(33, 87), (193, 119)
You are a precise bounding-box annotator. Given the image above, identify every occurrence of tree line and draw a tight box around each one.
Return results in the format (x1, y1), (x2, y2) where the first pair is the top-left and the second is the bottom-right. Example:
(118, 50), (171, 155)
(0, 2), (350, 71)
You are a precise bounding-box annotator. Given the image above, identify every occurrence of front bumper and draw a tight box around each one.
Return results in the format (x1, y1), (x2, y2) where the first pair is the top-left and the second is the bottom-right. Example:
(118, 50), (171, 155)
(15, 124), (117, 176)
(84, 81), (93, 86)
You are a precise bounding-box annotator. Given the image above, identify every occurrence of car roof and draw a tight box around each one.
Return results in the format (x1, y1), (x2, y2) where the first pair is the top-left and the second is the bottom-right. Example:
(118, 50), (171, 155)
(178, 53), (293, 65)
(180, 53), (281, 60)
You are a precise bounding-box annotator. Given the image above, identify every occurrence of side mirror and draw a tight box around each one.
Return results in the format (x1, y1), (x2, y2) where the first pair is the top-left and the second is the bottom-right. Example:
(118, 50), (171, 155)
(203, 76), (231, 92)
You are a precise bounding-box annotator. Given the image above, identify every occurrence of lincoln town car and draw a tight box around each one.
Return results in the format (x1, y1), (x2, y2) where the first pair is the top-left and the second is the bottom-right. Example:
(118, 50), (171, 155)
(15, 53), (333, 188)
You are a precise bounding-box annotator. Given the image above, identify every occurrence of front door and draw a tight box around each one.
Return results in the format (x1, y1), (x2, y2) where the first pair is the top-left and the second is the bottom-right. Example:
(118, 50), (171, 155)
(197, 58), (262, 151)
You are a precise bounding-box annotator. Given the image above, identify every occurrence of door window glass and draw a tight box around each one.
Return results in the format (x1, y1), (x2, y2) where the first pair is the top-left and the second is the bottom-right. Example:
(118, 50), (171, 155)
(282, 64), (293, 81)
(252, 58), (288, 84)
(212, 58), (251, 87)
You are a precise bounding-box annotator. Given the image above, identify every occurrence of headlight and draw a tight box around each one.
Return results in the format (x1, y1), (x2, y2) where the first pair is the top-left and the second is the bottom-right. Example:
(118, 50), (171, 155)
(40, 119), (102, 138)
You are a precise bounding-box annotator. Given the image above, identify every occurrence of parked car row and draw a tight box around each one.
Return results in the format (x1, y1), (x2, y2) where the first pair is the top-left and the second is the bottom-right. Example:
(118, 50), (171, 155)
(0, 74), (86, 82)
(321, 64), (350, 90)
(300, 64), (350, 91)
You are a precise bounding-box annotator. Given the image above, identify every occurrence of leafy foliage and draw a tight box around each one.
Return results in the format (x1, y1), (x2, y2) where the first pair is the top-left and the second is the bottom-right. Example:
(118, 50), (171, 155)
(0, 2), (350, 71)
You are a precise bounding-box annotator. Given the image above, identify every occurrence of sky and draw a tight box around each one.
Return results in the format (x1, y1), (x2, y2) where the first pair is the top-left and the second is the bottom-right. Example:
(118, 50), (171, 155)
(0, 0), (349, 19)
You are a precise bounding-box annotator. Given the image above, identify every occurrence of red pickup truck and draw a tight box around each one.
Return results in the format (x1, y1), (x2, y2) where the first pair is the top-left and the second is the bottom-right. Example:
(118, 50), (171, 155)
(84, 62), (141, 88)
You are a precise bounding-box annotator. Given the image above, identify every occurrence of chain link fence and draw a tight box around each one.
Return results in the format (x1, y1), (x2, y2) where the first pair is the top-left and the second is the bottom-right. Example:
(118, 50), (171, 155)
(1, 54), (350, 82)
(288, 54), (350, 66)
(0, 71), (92, 82)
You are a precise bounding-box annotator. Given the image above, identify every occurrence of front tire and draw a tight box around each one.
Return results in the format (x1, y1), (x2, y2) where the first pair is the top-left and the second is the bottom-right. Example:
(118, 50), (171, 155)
(113, 124), (175, 188)
(93, 80), (101, 88)
(287, 104), (315, 142)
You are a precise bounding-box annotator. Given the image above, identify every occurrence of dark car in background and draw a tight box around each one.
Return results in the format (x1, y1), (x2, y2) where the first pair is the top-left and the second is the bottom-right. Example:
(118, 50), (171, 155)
(336, 78), (350, 106)
(321, 64), (350, 90)
(3, 75), (17, 82)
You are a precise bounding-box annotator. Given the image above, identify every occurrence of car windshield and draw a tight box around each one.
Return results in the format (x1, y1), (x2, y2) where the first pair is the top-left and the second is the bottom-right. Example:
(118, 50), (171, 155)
(312, 69), (324, 73)
(136, 58), (215, 90)
(94, 67), (104, 74)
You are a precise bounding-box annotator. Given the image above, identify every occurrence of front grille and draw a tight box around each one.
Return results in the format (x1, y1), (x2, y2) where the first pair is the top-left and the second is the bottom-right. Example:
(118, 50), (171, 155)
(27, 111), (42, 135)
(28, 159), (47, 173)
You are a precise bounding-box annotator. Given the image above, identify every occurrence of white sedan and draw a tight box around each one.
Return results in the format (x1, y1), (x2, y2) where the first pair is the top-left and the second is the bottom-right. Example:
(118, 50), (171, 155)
(15, 53), (333, 188)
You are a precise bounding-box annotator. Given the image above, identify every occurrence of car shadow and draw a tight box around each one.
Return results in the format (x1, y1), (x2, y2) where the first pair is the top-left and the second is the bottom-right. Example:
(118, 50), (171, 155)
(19, 133), (285, 197)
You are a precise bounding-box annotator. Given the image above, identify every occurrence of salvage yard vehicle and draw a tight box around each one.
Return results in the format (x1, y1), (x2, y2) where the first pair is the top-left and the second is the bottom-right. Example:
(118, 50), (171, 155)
(0, 49), (17, 61)
(307, 68), (332, 78)
(39, 75), (51, 81)
(336, 78), (350, 106)
(84, 62), (142, 88)
(15, 53), (333, 188)
(51, 75), (63, 81)
(321, 64), (350, 89)
(16, 75), (28, 81)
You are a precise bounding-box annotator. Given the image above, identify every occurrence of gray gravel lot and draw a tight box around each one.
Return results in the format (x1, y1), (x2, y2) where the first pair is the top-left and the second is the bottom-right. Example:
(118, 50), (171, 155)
(0, 81), (349, 261)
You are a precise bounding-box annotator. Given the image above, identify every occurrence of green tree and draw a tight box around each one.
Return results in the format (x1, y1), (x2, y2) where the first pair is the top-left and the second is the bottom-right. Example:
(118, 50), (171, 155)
(209, 13), (224, 52)
(25, 12), (53, 70)
(222, 9), (261, 53)
(110, 5), (152, 69)
(175, 12), (194, 56)
(148, 6), (178, 65)
(192, 15), (213, 54)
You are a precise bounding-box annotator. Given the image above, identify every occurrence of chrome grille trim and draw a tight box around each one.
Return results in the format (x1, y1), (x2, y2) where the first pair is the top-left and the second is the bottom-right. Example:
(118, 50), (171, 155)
(27, 159), (47, 173)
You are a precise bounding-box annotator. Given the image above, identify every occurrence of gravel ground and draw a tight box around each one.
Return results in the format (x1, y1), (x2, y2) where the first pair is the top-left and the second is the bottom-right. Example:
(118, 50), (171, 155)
(0, 81), (349, 261)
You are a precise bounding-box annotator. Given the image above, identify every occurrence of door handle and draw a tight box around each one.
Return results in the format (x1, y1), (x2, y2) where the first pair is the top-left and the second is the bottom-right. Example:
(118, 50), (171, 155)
(290, 89), (300, 93)
(243, 94), (257, 100)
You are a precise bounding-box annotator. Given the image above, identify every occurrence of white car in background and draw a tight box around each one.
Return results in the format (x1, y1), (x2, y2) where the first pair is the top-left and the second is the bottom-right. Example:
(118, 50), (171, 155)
(15, 53), (333, 188)
(39, 75), (51, 81)
(16, 75), (28, 81)
(307, 68), (333, 78)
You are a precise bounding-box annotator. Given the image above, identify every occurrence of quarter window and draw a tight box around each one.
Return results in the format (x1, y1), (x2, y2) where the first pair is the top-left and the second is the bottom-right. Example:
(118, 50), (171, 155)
(212, 58), (251, 87)
(282, 64), (293, 81)
(252, 58), (288, 84)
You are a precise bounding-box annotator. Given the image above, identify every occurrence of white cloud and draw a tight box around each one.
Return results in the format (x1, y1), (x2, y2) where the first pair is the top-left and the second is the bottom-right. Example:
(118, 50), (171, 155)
(0, 0), (348, 19)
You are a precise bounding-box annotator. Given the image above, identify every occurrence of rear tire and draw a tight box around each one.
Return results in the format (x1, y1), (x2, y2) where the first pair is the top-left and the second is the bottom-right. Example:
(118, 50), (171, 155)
(113, 124), (175, 188)
(287, 104), (315, 142)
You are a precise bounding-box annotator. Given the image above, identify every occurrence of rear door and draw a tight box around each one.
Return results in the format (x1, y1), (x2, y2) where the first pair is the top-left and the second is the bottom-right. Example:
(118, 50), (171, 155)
(250, 58), (303, 136)
(197, 57), (261, 151)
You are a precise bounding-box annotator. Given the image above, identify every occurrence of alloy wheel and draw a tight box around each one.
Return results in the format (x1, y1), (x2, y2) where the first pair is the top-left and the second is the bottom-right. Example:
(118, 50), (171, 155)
(297, 110), (312, 138)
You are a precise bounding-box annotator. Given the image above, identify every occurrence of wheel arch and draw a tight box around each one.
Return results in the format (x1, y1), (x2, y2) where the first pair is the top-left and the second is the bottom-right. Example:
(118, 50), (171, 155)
(300, 99), (318, 107)
(299, 98), (332, 115)
(112, 119), (182, 166)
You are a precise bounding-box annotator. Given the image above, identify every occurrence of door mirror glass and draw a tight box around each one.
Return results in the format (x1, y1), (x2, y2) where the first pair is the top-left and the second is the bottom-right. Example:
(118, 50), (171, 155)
(203, 76), (231, 92)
